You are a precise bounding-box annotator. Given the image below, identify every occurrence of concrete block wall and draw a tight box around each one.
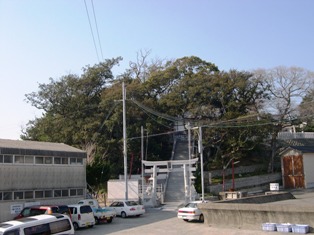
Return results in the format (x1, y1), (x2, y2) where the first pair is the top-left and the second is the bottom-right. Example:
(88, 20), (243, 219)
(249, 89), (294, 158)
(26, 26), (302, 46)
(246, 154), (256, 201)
(199, 201), (314, 232)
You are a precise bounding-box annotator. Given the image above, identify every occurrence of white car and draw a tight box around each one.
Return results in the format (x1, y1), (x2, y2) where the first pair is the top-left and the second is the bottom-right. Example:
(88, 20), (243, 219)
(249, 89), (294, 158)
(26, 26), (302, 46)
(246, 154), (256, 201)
(177, 201), (206, 223)
(108, 200), (145, 218)
(68, 204), (95, 230)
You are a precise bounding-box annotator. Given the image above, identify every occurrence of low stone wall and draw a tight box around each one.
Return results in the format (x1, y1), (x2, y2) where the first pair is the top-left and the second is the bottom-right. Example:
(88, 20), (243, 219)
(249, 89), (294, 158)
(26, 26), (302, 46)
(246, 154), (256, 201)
(199, 196), (314, 232)
(207, 164), (266, 178)
(208, 173), (282, 195)
(216, 192), (295, 204)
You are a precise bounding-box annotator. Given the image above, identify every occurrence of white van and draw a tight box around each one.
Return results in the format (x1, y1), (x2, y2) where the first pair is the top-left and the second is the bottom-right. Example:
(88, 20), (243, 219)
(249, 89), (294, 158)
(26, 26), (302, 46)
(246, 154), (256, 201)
(68, 204), (95, 230)
(0, 213), (74, 235)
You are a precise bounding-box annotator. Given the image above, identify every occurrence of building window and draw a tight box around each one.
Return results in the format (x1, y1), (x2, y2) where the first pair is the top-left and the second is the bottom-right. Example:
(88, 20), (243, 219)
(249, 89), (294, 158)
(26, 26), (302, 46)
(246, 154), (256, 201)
(45, 190), (53, 198)
(54, 190), (61, 198)
(54, 157), (61, 164)
(45, 157), (52, 164)
(62, 158), (68, 165)
(70, 189), (77, 196)
(70, 158), (76, 165)
(25, 191), (33, 199)
(62, 190), (68, 197)
(14, 192), (24, 200)
(14, 155), (24, 164)
(77, 189), (84, 196)
(0, 192), (2, 200)
(0, 154), (3, 163)
(35, 191), (44, 199)
(25, 156), (34, 164)
(70, 158), (83, 165)
(3, 192), (12, 200)
(35, 157), (44, 164)
(4, 155), (13, 163)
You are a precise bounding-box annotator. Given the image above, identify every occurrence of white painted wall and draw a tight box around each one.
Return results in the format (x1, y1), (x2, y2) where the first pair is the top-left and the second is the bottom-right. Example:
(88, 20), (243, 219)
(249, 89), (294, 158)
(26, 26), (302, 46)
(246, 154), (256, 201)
(303, 153), (314, 188)
(0, 165), (86, 190)
(0, 161), (86, 222)
(107, 180), (139, 202)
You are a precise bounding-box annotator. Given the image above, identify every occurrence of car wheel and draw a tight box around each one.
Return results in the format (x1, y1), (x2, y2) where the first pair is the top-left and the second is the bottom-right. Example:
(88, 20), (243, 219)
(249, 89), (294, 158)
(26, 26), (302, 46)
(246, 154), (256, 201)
(107, 218), (113, 223)
(183, 219), (189, 222)
(73, 222), (79, 230)
(121, 211), (127, 218)
(199, 214), (204, 223)
(94, 217), (99, 225)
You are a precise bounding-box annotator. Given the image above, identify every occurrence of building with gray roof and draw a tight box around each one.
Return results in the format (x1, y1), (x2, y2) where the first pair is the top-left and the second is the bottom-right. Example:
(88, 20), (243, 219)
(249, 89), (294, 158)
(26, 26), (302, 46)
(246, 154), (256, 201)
(0, 139), (87, 222)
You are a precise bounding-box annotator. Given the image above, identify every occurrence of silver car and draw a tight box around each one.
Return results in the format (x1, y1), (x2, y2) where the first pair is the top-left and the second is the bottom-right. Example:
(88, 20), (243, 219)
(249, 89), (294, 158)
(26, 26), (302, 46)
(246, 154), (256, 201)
(108, 200), (145, 218)
(177, 201), (206, 222)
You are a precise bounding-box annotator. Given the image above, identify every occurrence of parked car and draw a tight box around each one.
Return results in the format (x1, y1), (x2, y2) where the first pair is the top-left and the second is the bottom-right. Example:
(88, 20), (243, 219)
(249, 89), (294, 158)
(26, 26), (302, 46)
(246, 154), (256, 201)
(78, 199), (116, 224)
(177, 201), (207, 223)
(56, 205), (72, 220)
(68, 204), (95, 230)
(0, 214), (74, 235)
(14, 205), (58, 219)
(108, 200), (145, 218)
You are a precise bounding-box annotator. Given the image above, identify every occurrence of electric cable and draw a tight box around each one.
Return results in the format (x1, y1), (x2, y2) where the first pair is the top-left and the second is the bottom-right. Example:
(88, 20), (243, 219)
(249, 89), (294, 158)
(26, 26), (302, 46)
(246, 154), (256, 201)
(84, 0), (100, 62)
(131, 99), (181, 122)
(91, 0), (104, 61)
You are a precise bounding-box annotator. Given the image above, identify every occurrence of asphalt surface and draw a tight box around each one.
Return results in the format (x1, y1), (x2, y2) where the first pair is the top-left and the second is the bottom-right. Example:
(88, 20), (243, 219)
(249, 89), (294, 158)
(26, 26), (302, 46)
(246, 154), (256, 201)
(75, 189), (314, 235)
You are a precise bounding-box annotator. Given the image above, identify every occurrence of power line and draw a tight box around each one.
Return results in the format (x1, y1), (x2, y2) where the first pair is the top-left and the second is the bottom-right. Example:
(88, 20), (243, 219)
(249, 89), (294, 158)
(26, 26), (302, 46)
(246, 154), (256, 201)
(84, 0), (100, 62)
(128, 119), (276, 141)
(91, 0), (104, 61)
(131, 99), (181, 122)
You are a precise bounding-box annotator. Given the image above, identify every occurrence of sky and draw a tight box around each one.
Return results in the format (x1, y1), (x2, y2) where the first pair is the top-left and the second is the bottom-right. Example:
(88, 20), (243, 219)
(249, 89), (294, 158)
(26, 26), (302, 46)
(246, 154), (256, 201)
(0, 0), (314, 140)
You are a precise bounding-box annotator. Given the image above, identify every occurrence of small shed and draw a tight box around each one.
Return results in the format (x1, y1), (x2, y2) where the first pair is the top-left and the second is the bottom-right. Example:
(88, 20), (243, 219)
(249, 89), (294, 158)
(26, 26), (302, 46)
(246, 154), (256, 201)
(280, 146), (314, 189)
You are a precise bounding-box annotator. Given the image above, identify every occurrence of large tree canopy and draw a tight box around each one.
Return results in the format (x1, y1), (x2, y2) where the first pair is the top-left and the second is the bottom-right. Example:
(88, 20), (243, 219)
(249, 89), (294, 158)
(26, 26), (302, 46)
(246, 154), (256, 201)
(24, 55), (293, 187)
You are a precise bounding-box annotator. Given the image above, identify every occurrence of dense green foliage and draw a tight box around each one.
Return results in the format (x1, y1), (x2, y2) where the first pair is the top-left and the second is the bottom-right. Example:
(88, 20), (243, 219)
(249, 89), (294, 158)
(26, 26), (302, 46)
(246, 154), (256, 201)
(299, 89), (314, 131)
(23, 56), (312, 190)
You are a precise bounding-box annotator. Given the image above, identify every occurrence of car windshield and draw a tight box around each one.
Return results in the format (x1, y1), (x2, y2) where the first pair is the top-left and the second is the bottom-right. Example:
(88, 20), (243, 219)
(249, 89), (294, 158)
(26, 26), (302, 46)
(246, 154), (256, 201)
(29, 209), (47, 216)
(0, 223), (12, 229)
(57, 206), (69, 214)
(184, 203), (197, 208)
(125, 201), (138, 206)
(80, 206), (92, 213)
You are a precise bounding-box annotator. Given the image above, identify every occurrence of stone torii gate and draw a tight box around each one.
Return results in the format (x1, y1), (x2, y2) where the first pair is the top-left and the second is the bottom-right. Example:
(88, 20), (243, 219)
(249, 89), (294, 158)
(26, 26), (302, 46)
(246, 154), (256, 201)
(142, 158), (199, 206)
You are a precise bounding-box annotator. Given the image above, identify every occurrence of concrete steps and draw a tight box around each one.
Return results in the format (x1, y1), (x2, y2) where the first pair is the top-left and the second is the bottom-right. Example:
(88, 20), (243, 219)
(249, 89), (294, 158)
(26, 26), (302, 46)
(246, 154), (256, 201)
(164, 140), (189, 203)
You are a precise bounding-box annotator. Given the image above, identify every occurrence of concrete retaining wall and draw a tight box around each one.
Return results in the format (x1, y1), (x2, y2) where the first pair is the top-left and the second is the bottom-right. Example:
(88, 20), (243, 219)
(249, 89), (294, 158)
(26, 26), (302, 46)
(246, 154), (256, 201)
(207, 164), (266, 178)
(216, 192), (295, 204)
(208, 173), (282, 194)
(199, 198), (314, 232)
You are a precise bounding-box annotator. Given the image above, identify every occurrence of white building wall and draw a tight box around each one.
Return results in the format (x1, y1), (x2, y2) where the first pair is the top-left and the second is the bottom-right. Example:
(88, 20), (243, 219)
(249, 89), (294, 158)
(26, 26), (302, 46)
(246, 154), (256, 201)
(0, 159), (87, 222)
(303, 153), (314, 188)
(0, 165), (86, 190)
(107, 180), (139, 202)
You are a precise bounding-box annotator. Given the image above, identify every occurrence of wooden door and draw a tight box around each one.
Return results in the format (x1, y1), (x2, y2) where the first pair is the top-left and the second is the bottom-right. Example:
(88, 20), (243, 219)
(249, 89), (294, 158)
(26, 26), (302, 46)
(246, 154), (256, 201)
(282, 155), (305, 189)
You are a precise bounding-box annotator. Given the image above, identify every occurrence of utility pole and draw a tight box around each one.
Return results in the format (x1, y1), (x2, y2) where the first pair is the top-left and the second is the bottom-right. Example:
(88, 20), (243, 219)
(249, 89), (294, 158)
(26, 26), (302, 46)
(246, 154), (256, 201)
(199, 126), (204, 202)
(122, 82), (128, 200)
(187, 122), (192, 201)
(141, 126), (144, 203)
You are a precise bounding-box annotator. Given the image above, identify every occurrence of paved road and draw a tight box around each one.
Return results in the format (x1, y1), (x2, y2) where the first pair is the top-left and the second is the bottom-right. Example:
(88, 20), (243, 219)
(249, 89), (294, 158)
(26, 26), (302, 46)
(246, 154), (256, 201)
(74, 208), (297, 235)
(75, 190), (314, 235)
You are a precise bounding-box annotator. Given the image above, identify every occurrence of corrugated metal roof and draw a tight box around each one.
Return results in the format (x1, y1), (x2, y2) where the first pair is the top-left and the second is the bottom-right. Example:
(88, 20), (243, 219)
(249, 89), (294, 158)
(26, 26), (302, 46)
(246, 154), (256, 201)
(289, 146), (314, 153)
(280, 146), (314, 156)
(0, 139), (86, 157)
(279, 139), (314, 147)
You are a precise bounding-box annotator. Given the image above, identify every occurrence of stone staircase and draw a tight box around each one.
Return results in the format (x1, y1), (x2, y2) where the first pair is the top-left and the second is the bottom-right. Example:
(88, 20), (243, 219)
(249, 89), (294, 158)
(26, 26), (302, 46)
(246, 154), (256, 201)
(164, 140), (189, 205)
